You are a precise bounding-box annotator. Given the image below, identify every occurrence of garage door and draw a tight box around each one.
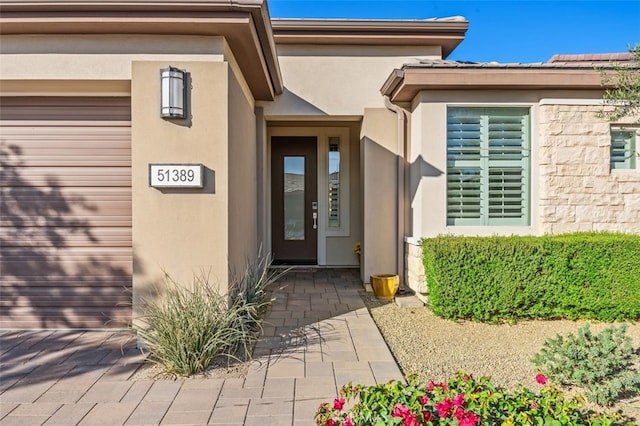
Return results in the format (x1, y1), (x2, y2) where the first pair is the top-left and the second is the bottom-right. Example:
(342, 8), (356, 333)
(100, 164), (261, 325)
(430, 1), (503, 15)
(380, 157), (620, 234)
(0, 97), (132, 328)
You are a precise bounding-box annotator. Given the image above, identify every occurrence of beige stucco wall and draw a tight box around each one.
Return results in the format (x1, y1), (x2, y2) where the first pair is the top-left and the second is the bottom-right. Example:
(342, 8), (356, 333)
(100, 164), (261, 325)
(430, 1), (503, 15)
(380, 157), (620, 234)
(227, 63), (258, 276)
(539, 103), (640, 233)
(264, 45), (441, 116)
(0, 35), (226, 83)
(361, 108), (399, 283)
(131, 61), (230, 316)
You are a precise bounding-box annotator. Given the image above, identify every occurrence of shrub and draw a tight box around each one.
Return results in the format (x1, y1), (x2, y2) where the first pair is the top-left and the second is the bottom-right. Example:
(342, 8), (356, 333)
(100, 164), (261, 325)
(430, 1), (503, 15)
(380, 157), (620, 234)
(532, 323), (640, 406)
(136, 252), (285, 376)
(422, 233), (640, 322)
(315, 372), (628, 425)
(228, 250), (289, 358)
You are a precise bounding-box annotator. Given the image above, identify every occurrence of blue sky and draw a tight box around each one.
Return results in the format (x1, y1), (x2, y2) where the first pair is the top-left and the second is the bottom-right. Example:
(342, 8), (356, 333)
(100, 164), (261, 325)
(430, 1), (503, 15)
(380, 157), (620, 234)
(268, 1), (640, 63)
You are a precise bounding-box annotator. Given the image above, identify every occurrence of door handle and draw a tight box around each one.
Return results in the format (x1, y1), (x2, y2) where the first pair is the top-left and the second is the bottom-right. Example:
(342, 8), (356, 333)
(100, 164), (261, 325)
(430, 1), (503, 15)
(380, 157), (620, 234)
(312, 212), (317, 229)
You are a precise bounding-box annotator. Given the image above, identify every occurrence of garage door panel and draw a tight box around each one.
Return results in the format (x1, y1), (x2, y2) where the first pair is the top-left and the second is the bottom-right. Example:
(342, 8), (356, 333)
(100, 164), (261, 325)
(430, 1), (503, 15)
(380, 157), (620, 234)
(2, 200), (132, 226)
(1, 126), (131, 167)
(5, 227), (132, 248)
(5, 167), (132, 187)
(2, 288), (131, 307)
(0, 97), (132, 329)
(2, 248), (133, 275)
(0, 308), (131, 329)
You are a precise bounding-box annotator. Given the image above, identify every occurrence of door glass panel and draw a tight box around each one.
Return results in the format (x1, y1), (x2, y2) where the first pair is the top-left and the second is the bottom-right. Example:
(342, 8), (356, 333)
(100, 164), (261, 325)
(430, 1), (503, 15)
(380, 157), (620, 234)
(328, 138), (340, 227)
(284, 156), (305, 240)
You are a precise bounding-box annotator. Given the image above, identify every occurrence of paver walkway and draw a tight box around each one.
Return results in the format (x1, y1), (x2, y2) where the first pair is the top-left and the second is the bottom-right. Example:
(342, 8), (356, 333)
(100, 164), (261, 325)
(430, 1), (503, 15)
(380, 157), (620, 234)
(0, 268), (403, 425)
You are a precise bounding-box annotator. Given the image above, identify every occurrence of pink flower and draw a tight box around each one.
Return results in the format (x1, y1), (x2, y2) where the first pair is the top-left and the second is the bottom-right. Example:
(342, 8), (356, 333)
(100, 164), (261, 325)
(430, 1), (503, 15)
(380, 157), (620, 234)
(535, 374), (548, 385)
(530, 401), (540, 409)
(453, 393), (465, 407)
(453, 408), (465, 421)
(459, 412), (481, 426)
(342, 418), (354, 426)
(392, 403), (410, 418)
(418, 395), (429, 405)
(435, 398), (453, 418)
(403, 414), (419, 426)
(462, 374), (473, 382)
(422, 411), (434, 422)
(426, 381), (436, 391)
(325, 420), (336, 426)
(333, 398), (345, 411)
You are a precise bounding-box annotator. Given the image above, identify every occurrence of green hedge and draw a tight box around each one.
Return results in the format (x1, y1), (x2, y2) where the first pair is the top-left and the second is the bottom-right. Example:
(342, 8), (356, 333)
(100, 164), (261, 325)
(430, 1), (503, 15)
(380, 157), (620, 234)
(422, 233), (640, 322)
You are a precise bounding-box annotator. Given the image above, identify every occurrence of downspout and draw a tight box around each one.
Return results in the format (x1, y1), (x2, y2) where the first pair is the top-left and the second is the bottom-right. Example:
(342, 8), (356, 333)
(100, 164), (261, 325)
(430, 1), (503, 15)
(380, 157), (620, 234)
(383, 95), (407, 286)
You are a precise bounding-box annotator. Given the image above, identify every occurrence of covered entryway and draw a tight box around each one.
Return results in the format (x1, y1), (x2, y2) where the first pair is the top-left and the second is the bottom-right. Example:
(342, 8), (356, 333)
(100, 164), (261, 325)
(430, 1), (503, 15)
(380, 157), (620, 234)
(0, 97), (132, 328)
(266, 124), (361, 267)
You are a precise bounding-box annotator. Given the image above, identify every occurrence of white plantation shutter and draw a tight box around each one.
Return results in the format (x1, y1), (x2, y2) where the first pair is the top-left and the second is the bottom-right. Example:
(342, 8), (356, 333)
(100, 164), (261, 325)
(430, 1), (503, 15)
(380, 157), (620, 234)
(610, 130), (636, 170)
(447, 108), (530, 226)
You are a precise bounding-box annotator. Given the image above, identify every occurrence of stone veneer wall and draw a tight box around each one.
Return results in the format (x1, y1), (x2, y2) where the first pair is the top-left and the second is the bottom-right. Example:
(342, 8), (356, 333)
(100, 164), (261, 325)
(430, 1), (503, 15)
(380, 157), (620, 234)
(539, 104), (640, 234)
(405, 240), (428, 302)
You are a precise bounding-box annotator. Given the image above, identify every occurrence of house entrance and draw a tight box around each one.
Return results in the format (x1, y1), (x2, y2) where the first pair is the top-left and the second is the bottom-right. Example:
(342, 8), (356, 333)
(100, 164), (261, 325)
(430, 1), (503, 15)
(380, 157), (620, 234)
(270, 136), (318, 264)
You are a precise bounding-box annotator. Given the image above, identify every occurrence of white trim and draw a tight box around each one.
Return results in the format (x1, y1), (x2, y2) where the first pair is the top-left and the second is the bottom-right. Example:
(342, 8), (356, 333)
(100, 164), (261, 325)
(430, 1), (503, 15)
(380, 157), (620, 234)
(321, 127), (350, 238)
(539, 98), (605, 106)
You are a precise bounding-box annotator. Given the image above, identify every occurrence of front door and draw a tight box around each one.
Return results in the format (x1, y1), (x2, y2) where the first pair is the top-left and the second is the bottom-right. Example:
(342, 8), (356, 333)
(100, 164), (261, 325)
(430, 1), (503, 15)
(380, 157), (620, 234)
(271, 136), (318, 264)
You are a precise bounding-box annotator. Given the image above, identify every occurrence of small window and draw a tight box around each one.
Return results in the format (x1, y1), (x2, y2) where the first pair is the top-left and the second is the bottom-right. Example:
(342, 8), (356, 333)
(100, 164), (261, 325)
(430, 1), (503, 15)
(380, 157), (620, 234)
(328, 138), (340, 228)
(610, 128), (637, 170)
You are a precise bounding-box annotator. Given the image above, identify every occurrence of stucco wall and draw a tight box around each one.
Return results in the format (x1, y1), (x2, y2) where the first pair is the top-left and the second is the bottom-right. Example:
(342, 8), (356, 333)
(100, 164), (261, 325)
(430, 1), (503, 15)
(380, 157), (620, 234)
(0, 35), (225, 83)
(361, 108), (399, 283)
(131, 61), (230, 318)
(227, 63), (258, 276)
(264, 45), (441, 116)
(539, 103), (640, 233)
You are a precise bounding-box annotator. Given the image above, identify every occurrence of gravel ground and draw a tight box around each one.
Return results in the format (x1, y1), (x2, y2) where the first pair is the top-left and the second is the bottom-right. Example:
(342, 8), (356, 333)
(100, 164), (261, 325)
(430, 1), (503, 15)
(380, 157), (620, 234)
(362, 294), (640, 421)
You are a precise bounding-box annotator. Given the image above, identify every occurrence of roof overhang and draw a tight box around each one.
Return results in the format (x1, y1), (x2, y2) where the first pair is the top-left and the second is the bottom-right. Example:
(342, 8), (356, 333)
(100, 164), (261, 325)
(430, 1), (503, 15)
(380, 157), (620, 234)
(272, 18), (469, 58)
(381, 66), (616, 103)
(0, 0), (283, 101)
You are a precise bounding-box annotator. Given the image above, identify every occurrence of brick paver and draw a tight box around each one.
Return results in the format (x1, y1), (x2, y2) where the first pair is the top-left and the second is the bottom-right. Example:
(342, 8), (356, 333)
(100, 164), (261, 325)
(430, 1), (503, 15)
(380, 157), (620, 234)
(0, 269), (404, 425)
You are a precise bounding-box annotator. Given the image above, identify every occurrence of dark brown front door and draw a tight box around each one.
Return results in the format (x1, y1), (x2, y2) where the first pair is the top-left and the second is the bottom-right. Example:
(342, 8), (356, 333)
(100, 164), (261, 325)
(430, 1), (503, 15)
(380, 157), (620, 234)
(271, 136), (317, 264)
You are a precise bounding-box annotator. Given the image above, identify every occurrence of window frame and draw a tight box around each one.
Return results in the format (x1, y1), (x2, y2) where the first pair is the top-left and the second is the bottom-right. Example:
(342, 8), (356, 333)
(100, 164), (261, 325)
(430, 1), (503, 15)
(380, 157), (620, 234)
(610, 126), (638, 171)
(446, 106), (531, 227)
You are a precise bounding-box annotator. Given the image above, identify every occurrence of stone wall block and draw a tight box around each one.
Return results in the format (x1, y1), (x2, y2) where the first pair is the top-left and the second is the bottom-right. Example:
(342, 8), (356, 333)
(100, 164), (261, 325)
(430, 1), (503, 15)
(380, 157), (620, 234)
(575, 205), (617, 223)
(614, 173), (640, 184)
(583, 146), (609, 165)
(592, 179), (619, 194)
(556, 164), (592, 177)
(555, 147), (586, 164)
(555, 205), (576, 222)
(593, 193), (625, 207)
(567, 193), (594, 205)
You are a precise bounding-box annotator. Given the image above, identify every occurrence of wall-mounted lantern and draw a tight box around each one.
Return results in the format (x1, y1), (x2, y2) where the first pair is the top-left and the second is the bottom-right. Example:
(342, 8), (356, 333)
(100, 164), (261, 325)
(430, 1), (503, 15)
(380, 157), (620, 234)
(160, 67), (187, 119)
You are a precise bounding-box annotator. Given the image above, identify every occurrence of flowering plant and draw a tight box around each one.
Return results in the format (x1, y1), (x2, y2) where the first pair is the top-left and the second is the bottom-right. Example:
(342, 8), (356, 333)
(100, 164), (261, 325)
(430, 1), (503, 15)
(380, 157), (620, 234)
(353, 242), (361, 255)
(315, 371), (628, 425)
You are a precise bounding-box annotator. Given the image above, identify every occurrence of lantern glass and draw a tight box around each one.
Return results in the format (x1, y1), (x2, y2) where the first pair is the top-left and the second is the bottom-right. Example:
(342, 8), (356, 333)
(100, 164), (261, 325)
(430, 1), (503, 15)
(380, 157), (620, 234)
(160, 67), (186, 118)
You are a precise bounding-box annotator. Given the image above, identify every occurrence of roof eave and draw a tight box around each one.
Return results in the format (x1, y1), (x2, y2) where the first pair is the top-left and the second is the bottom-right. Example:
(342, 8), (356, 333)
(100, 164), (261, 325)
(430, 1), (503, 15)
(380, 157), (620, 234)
(0, 0), (283, 100)
(272, 18), (469, 58)
(383, 67), (614, 103)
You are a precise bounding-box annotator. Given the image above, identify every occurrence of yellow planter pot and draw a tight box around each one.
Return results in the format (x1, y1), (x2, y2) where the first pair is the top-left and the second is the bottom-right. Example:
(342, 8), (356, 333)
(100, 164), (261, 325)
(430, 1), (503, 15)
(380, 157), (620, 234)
(371, 274), (399, 300)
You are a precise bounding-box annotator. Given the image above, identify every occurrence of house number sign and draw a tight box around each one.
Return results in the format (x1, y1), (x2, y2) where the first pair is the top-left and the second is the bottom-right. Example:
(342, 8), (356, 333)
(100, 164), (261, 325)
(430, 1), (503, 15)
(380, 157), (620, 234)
(149, 164), (204, 188)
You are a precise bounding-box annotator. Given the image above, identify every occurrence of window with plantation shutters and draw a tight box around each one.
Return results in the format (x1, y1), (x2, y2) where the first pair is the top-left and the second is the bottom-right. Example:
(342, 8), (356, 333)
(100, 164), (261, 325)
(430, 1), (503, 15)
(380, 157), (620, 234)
(610, 129), (637, 170)
(447, 107), (531, 226)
